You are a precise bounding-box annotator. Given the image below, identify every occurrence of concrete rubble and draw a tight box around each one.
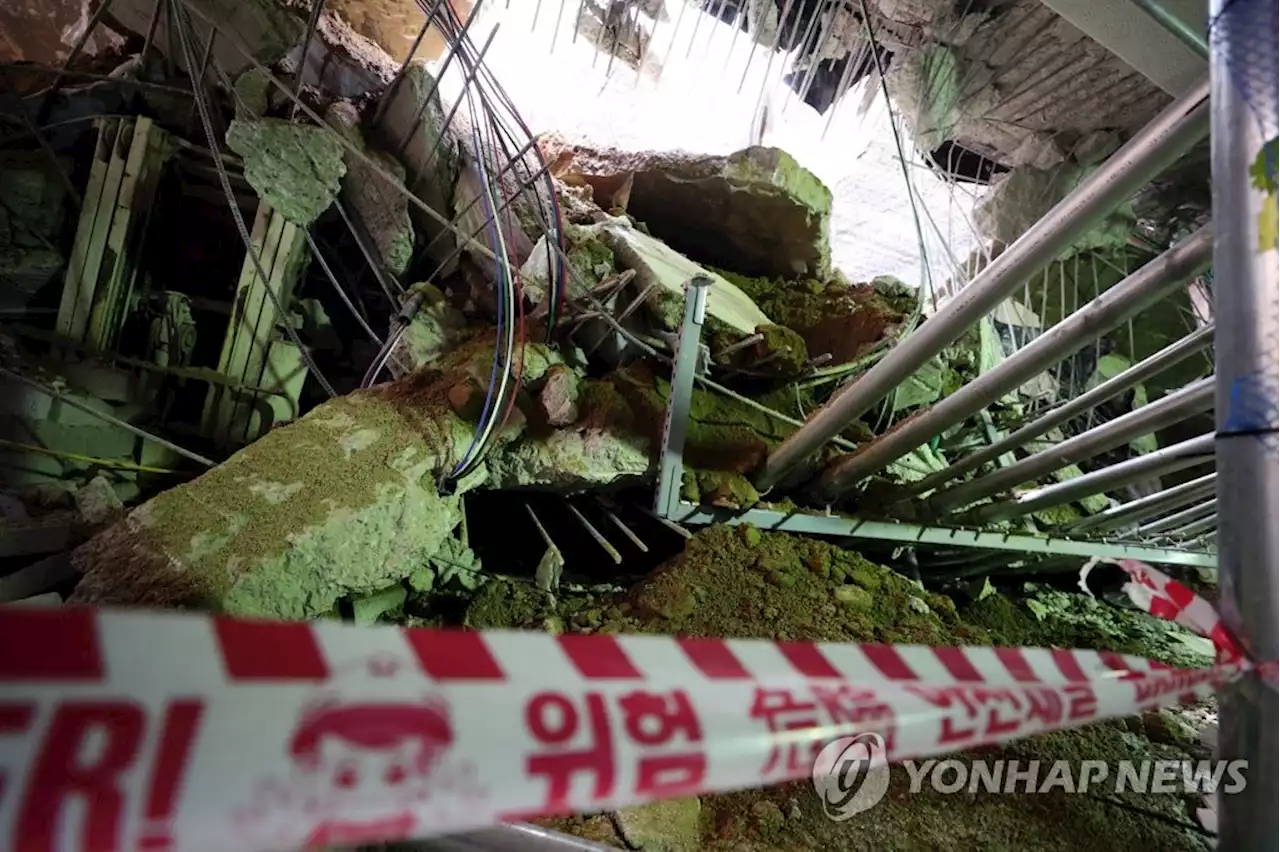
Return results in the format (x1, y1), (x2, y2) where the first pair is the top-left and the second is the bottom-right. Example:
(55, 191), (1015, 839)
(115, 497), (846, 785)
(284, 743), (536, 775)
(541, 135), (834, 279)
(0, 2), (1224, 847)
(1, 0), (1201, 608)
(226, 118), (347, 226)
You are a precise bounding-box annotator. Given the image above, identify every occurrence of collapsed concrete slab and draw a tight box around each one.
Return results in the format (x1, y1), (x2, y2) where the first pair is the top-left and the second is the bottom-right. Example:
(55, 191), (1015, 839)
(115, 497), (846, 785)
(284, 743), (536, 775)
(541, 137), (833, 280)
(374, 62), (463, 274)
(70, 337), (652, 618)
(594, 220), (774, 336)
(72, 390), (467, 619)
(326, 101), (415, 276)
(108, 0), (305, 78)
(287, 11), (398, 101)
(226, 118), (347, 227)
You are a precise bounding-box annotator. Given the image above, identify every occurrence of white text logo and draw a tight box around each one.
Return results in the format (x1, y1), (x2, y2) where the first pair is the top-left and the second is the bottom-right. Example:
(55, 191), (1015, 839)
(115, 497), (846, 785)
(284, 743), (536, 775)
(810, 733), (891, 820)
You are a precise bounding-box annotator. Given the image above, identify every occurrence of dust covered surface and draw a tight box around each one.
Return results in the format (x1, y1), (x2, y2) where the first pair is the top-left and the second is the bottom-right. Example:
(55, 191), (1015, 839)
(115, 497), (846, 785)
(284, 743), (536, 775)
(456, 526), (1214, 852)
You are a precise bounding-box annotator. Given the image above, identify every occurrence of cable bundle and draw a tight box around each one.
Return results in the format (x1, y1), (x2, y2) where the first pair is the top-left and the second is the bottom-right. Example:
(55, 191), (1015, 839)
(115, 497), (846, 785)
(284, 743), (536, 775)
(359, 1), (568, 487)
(430, 0), (566, 483)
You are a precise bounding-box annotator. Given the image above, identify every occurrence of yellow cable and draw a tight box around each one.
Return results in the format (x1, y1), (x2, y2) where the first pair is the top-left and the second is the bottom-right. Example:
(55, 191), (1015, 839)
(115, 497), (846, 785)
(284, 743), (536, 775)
(0, 439), (182, 474)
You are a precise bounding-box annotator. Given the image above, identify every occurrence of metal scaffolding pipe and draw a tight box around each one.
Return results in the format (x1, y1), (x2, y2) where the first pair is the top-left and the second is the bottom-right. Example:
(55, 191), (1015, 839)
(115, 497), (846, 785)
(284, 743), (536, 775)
(817, 226), (1213, 498)
(1068, 472), (1217, 533)
(1133, 497), (1217, 535)
(1131, 0), (1210, 59)
(1210, 1), (1279, 845)
(928, 376), (1215, 513)
(753, 76), (1211, 490)
(969, 432), (1214, 523)
(901, 323), (1215, 497)
(1163, 512), (1217, 539)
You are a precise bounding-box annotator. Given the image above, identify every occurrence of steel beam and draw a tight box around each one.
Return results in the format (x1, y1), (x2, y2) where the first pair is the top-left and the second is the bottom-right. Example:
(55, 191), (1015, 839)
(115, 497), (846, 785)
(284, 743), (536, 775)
(902, 323), (1215, 497)
(665, 502), (1216, 568)
(1210, 1), (1279, 846)
(753, 76), (1211, 490)
(1133, 497), (1217, 535)
(1067, 472), (1217, 533)
(927, 376), (1214, 512)
(969, 432), (1214, 523)
(817, 226), (1213, 498)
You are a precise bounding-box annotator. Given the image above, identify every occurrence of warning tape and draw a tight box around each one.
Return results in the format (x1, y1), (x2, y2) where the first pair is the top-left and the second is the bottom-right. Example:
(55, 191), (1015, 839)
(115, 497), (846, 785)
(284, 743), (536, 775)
(0, 562), (1264, 852)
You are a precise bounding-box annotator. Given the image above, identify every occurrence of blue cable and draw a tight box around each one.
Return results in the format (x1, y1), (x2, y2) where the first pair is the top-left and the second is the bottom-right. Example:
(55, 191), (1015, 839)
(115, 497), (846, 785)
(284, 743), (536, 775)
(449, 75), (507, 480)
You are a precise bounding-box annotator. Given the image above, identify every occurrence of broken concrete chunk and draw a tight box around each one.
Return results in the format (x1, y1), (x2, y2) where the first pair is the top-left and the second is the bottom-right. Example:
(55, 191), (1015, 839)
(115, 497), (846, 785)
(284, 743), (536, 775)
(326, 101), (415, 276)
(226, 118), (346, 227)
(75, 475), (125, 526)
(483, 426), (651, 492)
(717, 324), (807, 376)
(453, 158), (537, 277)
(835, 584), (874, 611)
(374, 63), (461, 272)
(887, 44), (965, 153)
(534, 546), (565, 593)
(352, 583), (407, 625)
(71, 392), (466, 618)
(977, 162), (1136, 252)
(415, 535), (484, 591)
(110, 0), (306, 78)
(519, 223), (616, 305)
(387, 285), (468, 375)
(614, 798), (702, 852)
(539, 365), (581, 427)
(541, 137), (832, 278)
(288, 12), (397, 101)
(590, 220), (772, 336)
(233, 69), (272, 119)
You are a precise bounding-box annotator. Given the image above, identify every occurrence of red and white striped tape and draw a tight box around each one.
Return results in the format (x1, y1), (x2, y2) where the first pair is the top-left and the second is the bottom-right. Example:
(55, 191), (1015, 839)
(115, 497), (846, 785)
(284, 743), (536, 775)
(1081, 557), (1245, 664)
(0, 563), (1260, 852)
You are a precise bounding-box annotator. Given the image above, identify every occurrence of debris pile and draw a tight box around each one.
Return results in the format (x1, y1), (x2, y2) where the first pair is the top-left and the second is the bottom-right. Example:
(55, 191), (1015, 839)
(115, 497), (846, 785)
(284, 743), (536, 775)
(0, 2), (1221, 848)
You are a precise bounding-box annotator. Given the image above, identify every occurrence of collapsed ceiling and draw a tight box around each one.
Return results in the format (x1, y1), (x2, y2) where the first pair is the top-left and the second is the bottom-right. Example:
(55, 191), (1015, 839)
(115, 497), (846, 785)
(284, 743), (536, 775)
(1, 0), (1216, 597)
(0, 0), (1243, 846)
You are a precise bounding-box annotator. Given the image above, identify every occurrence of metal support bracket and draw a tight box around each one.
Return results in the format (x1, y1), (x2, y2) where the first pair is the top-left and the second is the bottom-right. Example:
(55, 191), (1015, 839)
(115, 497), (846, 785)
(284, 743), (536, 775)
(654, 274), (710, 519)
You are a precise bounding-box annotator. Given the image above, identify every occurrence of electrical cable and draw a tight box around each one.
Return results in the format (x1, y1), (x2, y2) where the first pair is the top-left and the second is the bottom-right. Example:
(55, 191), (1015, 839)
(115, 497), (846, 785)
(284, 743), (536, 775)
(483, 91), (527, 443)
(461, 1), (527, 442)
(445, 17), (519, 480)
(396, 0), (562, 483)
(417, 0), (565, 328)
(361, 286), (428, 388)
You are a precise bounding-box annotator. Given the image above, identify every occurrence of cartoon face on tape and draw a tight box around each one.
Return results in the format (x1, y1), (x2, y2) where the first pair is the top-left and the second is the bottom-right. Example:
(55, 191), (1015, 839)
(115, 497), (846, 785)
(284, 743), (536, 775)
(234, 657), (485, 848)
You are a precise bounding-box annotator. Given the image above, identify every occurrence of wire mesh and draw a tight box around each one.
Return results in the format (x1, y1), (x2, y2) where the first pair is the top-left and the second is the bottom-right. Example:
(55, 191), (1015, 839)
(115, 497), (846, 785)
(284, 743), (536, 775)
(1210, 0), (1279, 456)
